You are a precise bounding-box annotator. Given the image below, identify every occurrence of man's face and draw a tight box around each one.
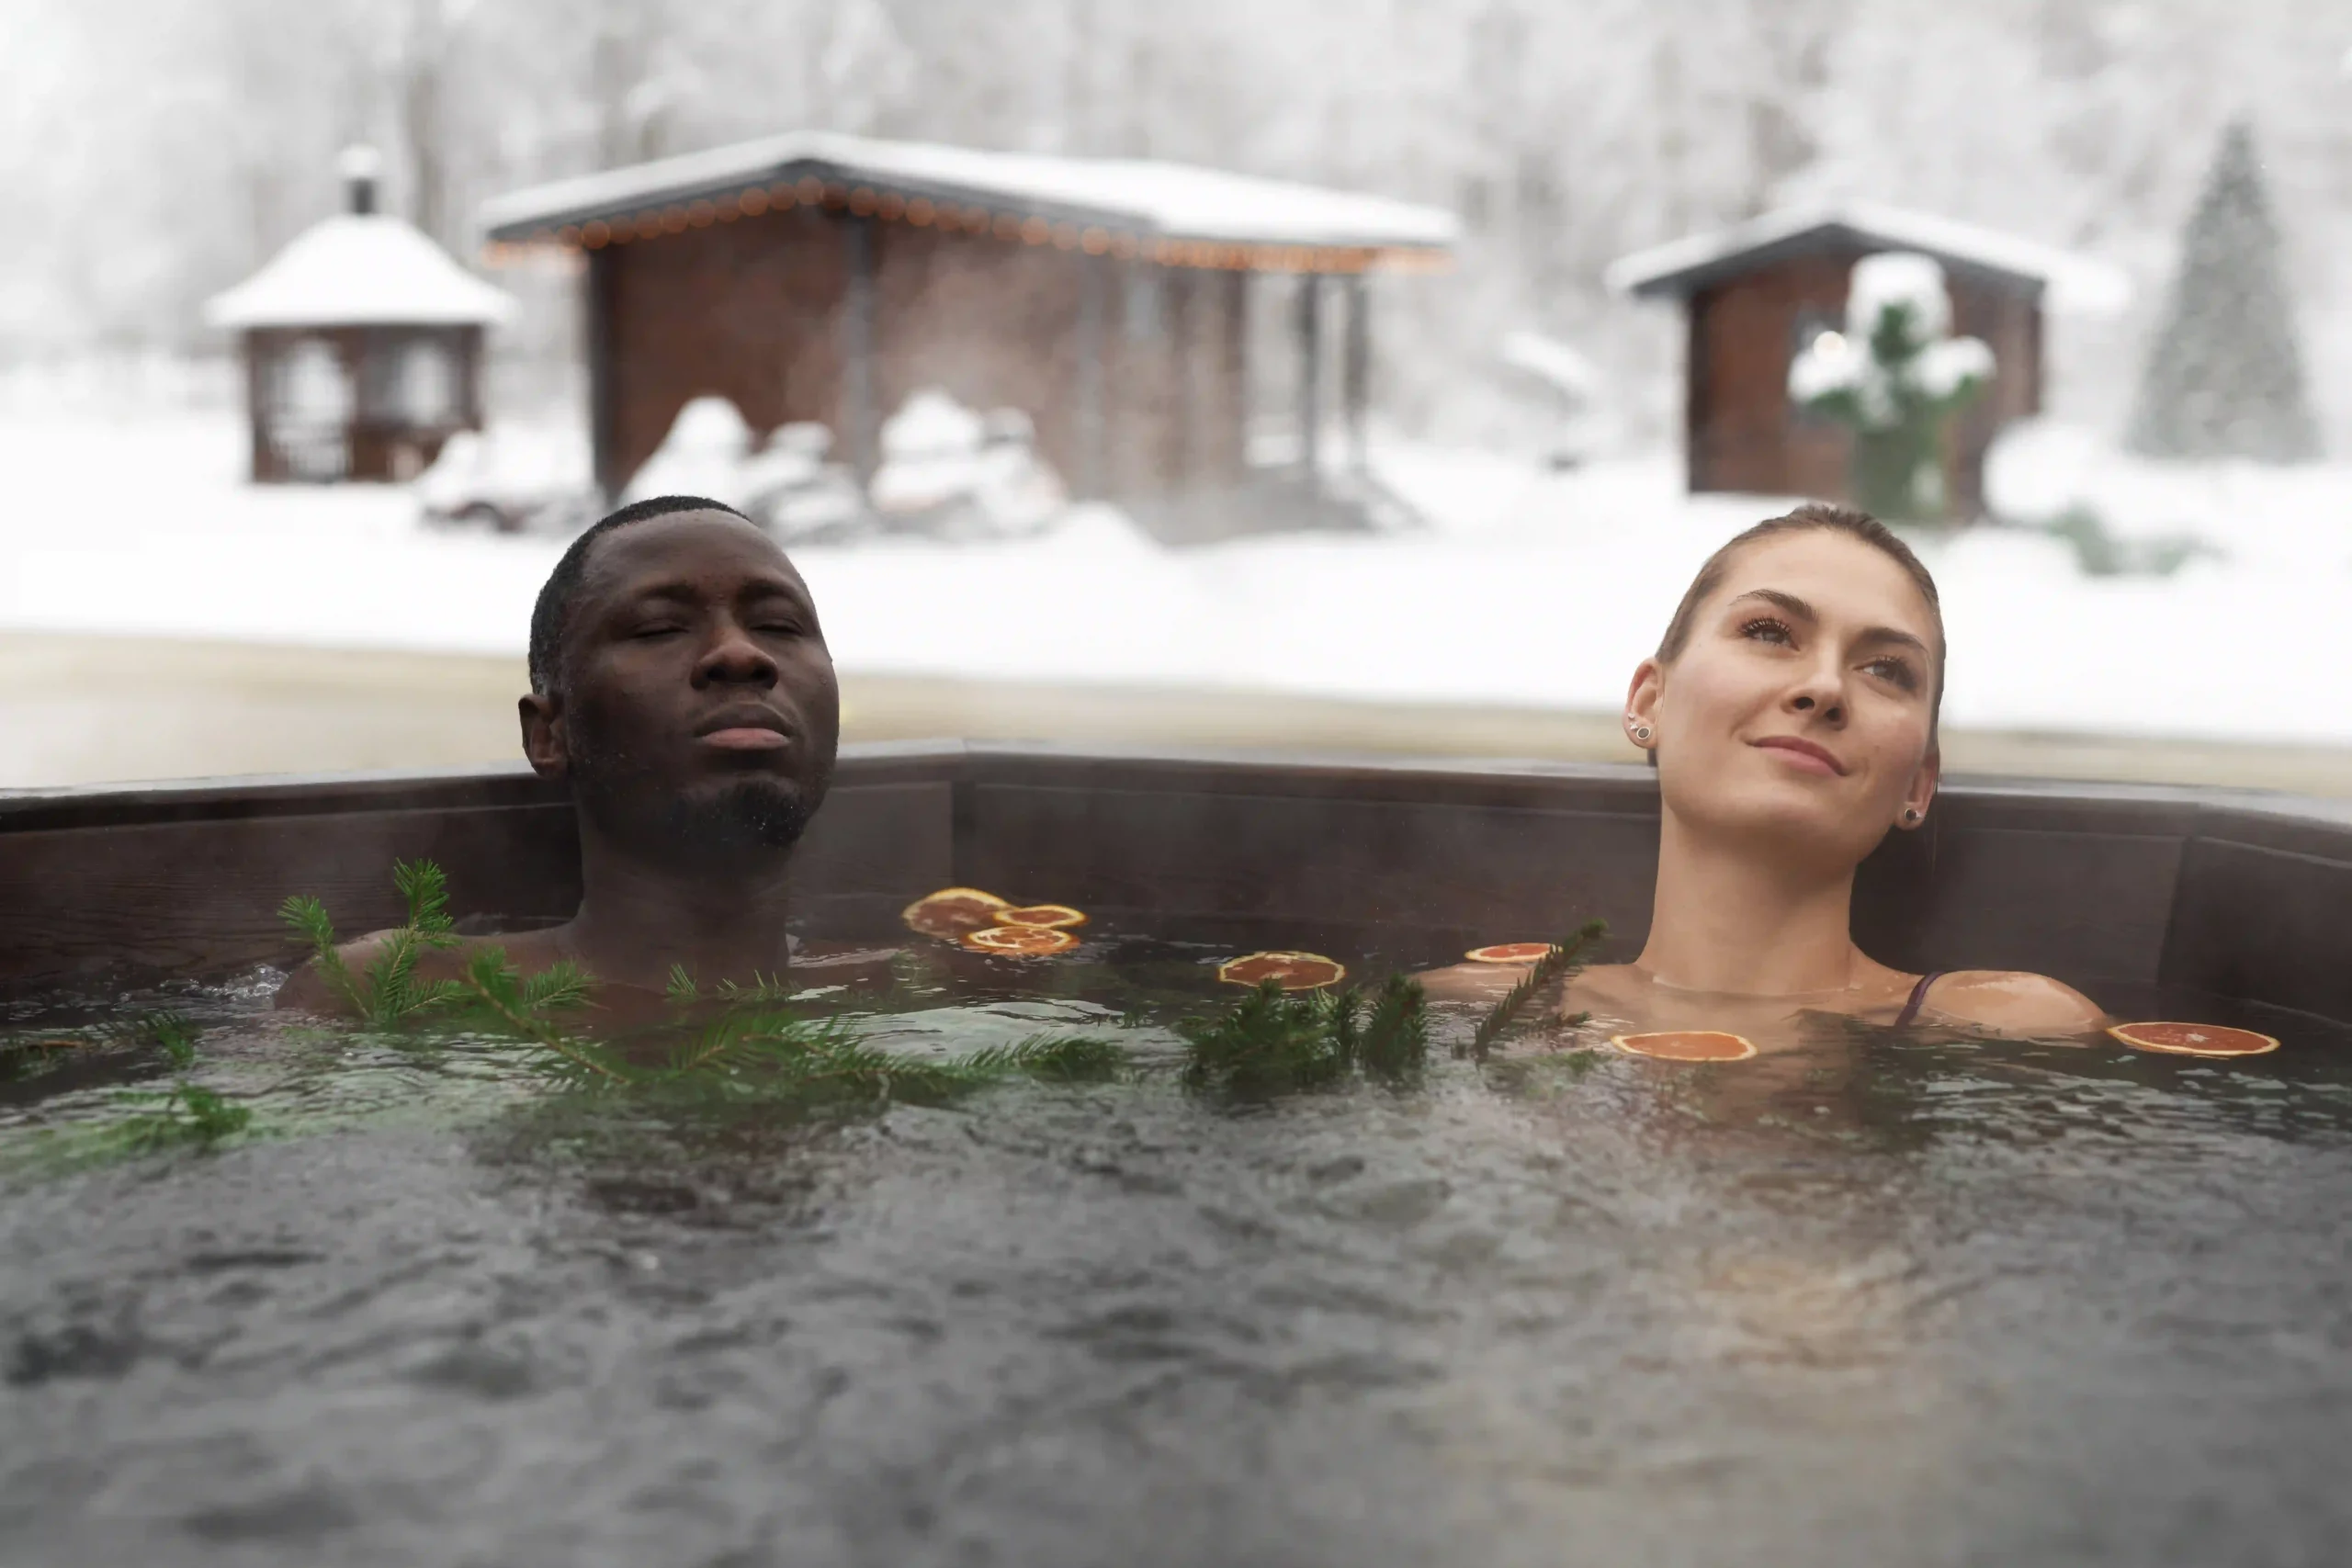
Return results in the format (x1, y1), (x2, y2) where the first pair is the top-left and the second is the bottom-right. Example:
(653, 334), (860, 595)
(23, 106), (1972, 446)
(524, 511), (841, 865)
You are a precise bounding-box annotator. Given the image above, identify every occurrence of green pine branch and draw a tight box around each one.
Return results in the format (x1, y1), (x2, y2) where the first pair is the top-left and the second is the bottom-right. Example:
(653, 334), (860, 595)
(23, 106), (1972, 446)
(1179, 973), (1429, 1099)
(1464, 921), (1608, 1062)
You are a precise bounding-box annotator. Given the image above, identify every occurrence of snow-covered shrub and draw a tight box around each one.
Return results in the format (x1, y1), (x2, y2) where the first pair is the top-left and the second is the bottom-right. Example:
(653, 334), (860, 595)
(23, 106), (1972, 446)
(869, 387), (1065, 539)
(622, 396), (760, 509)
(1789, 252), (1993, 521)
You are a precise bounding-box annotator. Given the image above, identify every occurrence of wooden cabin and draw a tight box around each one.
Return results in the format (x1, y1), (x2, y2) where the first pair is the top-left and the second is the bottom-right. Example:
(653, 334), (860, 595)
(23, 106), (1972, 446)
(207, 149), (514, 484)
(1607, 202), (2127, 514)
(480, 133), (1456, 536)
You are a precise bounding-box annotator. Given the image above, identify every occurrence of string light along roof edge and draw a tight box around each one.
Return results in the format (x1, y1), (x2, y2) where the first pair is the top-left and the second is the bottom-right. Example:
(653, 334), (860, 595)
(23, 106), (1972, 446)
(478, 130), (1457, 274)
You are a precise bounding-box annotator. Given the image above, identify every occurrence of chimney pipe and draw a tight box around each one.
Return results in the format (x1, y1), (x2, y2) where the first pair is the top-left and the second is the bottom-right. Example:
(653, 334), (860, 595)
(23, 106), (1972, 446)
(339, 144), (382, 217)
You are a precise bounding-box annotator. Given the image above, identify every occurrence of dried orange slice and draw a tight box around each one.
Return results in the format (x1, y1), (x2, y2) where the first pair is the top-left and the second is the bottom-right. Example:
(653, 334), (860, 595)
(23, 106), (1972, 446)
(962, 925), (1080, 957)
(902, 886), (1010, 939)
(1464, 942), (1555, 964)
(2108, 1021), (2279, 1058)
(1217, 952), (1346, 991)
(994, 904), (1089, 930)
(1610, 1030), (1758, 1062)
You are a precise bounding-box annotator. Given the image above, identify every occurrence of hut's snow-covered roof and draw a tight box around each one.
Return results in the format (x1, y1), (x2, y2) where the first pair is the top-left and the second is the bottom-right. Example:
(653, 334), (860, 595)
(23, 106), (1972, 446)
(206, 213), (515, 331)
(1605, 200), (2130, 315)
(481, 130), (1458, 258)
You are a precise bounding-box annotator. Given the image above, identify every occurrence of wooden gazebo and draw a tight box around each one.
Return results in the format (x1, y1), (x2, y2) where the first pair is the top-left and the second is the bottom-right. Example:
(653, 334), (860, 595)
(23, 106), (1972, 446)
(480, 132), (1456, 536)
(1607, 202), (2127, 513)
(208, 149), (514, 484)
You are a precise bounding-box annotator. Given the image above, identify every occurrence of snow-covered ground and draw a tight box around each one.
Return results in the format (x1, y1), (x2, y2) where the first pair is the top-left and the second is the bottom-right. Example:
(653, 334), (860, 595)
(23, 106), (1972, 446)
(4, 410), (2349, 747)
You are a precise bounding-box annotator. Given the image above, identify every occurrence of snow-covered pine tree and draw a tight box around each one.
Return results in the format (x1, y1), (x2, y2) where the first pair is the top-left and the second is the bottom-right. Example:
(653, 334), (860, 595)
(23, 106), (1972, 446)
(2125, 118), (2320, 463)
(1789, 252), (1993, 522)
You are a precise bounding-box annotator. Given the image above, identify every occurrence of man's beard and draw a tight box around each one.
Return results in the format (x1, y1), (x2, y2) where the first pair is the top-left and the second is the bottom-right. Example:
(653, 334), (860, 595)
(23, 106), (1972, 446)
(568, 719), (820, 869)
(654, 776), (817, 860)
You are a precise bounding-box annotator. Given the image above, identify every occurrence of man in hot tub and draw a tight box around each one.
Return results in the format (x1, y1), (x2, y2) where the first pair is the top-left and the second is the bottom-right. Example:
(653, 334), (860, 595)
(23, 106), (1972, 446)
(279, 495), (867, 1011)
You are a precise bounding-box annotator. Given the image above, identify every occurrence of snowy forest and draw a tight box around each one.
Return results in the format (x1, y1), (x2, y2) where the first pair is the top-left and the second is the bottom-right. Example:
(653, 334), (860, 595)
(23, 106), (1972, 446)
(7, 0), (2352, 449)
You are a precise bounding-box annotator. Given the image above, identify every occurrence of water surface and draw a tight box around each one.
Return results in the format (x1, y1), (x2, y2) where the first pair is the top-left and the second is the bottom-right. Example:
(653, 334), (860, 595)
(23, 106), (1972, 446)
(5, 938), (2349, 1567)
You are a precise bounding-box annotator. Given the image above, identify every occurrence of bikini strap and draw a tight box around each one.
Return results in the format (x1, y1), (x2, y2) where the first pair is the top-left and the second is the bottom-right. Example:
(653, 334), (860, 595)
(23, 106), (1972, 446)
(1894, 971), (1946, 1029)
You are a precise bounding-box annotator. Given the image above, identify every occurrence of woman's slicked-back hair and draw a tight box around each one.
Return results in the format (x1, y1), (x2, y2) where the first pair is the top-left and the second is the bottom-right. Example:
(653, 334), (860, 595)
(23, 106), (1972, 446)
(1655, 502), (1947, 738)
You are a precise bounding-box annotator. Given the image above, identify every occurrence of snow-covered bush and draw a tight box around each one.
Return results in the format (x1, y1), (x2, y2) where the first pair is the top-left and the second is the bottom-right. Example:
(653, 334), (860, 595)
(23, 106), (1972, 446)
(1789, 252), (1993, 521)
(868, 388), (1066, 540)
(622, 396), (761, 510)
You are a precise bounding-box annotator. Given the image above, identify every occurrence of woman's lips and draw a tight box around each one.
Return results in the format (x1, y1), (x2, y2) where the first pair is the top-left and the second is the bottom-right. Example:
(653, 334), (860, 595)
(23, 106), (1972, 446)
(698, 727), (791, 751)
(1751, 737), (1845, 776)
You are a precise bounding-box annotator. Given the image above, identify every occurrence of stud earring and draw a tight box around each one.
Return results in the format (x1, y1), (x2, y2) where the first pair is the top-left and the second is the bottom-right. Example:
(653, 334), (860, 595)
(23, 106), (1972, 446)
(1631, 722), (1653, 743)
(1904, 808), (1921, 823)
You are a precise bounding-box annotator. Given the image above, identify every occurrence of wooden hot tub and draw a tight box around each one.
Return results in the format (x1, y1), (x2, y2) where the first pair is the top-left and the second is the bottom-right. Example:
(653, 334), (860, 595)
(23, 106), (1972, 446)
(4, 743), (2348, 1026)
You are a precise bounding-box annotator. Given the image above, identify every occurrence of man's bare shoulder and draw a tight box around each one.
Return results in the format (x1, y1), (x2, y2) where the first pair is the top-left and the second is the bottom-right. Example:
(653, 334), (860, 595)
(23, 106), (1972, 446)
(273, 927), (568, 1015)
(1922, 970), (2106, 1037)
(274, 929), (399, 1014)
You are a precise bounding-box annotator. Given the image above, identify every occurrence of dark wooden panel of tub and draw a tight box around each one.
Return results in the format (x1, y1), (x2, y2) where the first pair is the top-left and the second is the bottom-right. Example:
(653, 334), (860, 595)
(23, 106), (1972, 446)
(1850, 787), (2199, 986)
(1872, 824), (2185, 985)
(0, 750), (961, 997)
(0, 803), (581, 995)
(959, 780), (1664, 960)
(2162, 802), (2352, 1021)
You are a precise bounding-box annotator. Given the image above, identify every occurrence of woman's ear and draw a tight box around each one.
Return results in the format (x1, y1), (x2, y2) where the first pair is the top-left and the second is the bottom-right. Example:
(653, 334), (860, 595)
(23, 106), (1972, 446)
(1624, 658), (1664, 754)
(1898, 743), (1940, 829)
(519, 692), (570, 781)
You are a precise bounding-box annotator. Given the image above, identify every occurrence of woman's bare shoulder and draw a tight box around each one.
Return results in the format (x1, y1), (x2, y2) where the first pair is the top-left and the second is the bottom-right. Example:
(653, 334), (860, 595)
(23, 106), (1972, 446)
(1922, 970), (2106, 1036)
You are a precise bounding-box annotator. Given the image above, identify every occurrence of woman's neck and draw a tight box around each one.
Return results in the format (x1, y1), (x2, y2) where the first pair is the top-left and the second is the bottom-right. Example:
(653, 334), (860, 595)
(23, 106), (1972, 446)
(1633, 810), (1862, 997)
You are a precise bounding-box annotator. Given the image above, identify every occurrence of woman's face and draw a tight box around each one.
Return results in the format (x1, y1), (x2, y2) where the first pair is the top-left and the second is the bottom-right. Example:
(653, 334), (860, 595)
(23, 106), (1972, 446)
(1631, 530), (1941, 863)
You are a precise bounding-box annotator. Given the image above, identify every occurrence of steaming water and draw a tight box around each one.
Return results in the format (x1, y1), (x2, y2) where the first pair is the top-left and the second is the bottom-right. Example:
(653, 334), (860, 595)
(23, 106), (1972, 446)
(5, 938), (2351, 1567)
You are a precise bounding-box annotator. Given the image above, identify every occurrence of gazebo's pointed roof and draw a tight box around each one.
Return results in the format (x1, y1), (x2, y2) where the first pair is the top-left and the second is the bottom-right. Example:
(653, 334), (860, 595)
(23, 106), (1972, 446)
(205, 213), (514, 331)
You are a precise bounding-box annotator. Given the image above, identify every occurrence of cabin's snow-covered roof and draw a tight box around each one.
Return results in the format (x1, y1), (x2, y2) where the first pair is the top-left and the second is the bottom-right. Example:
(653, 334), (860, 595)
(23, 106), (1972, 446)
(1605, 200), (2130, 315)
(481, 130), (1458, 254)
(206, 213), (516, 330)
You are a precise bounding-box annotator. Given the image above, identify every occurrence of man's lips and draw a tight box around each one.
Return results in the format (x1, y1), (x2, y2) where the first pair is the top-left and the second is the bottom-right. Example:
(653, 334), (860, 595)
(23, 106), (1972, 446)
(1751, 736), (1847, 776)
(700, 727), (790, 751)
(695, 710), (794, 751)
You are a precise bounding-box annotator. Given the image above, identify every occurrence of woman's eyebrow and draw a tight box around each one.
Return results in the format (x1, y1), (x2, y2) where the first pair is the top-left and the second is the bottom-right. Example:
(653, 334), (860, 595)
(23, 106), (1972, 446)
(1726, 587), (1816, 621)
(1856, 625), (1930, 655)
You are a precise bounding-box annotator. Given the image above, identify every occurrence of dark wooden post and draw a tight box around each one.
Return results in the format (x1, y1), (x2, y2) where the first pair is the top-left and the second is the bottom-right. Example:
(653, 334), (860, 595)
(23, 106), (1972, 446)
(1295, 272), (1324, 487)
(242, 332), (270, 482)
(842, 214), (878, 483)
(458, 325), (484, 431)
(1076, 254), (1108, 501)
(1169, 268), (1199, 491)
(1340, 271), (1370, 474)
(585, 246), (621, 501)
(1682, 290), (1709, 495)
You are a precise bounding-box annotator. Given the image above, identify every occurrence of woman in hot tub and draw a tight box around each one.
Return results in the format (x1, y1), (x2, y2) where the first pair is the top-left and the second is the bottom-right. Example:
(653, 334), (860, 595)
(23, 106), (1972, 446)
(1422, 502), (2104, 1042)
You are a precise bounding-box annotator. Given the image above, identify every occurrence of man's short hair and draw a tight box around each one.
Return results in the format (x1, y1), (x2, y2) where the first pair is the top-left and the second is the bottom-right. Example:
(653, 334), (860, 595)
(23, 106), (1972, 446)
(527, 495), (752, 695)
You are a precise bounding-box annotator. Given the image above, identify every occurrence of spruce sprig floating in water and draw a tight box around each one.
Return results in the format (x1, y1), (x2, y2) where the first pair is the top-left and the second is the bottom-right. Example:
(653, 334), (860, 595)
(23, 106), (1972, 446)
(1463, 920), (1608, 1062)
(274, 860), (1131, 1111)
(110, 1012), (249, 1151)
(1356, 974), (1430, 1083)
(116, 1081), (252, 1151)
(277, 859), (467, 1025)
(1180, 973), (1429, 1099)
(1181, 980), (1351, 1098)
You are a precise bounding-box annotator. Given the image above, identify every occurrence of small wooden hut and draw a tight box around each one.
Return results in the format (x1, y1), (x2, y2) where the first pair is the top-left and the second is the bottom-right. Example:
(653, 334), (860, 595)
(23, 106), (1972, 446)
(480, 132), (1456, 536)
(1607, 202), (2128, 513)
(208, 148), (514, 484)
